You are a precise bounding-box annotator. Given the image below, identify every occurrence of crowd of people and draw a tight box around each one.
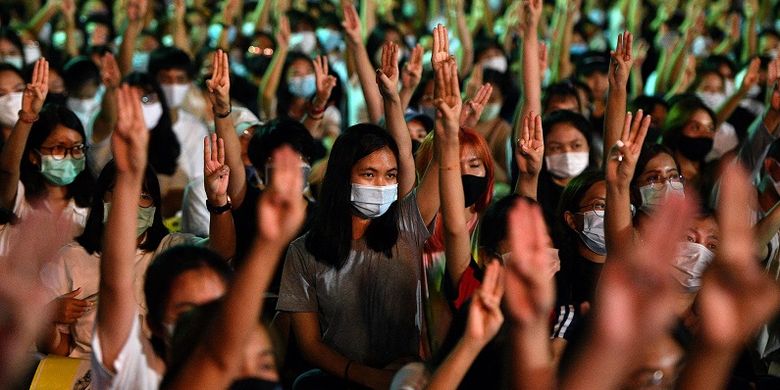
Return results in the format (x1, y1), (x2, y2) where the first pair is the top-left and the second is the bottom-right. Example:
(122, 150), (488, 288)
(1, 0), (780, 388)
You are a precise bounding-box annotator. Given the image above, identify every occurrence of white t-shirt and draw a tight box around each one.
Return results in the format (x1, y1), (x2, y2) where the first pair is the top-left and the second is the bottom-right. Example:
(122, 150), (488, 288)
(0, 181), (89, 256)
(180, 177), (209, 237)
(92, 313), (161, 390)
(172, 109), (209, 181)
(40, 233), (203, 358)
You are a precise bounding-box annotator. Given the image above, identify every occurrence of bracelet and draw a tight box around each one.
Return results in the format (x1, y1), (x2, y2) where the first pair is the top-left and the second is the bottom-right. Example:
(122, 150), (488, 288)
(307, 112), (324, 120)
(309, 105), (326, 116)
(214, 104), (232, 119)
(206, 196), (232, 214)
(344, 360), (354, 381)
(17, 110), (38, 123)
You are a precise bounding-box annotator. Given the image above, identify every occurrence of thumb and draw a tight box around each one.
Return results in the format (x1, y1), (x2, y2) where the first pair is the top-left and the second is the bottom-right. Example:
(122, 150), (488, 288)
(63, 287), (81, 298)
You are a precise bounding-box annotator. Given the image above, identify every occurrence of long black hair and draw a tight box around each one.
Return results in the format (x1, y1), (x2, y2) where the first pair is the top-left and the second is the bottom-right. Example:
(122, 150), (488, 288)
(20, 104), (93, 207)
(124, 72), (181, 175)
(305, 124), (400, 269)
(76, 160), (168, 254)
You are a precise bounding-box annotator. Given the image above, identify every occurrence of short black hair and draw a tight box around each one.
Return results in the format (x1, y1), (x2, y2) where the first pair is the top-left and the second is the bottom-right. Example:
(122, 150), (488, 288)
(248, 118), (316, 171)
(543, 80), (583, 113)
(148, 46), (194, 80)
(63, 56), (101, 92)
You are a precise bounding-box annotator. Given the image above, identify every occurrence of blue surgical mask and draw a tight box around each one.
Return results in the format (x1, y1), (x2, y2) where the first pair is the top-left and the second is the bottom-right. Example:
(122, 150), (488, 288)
(316, 28), (343, 53)
(570, 43), (588, 56)
(103, 202), (157, 237)
(40, 155), (85, 186)
(350, 183), (398, 219)
(1, 55), (24, 70)
(639, 181), (685, 212)
(579, 211), (606, 256)
(288, 74), (316, 98)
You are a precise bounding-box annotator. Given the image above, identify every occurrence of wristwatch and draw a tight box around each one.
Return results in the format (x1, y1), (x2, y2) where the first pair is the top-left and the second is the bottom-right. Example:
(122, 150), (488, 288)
(206, 196), (232, 214)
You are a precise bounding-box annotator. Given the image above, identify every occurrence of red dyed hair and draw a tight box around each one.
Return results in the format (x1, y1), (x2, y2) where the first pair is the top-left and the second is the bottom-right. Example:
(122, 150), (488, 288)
(415, 127), (495, 253)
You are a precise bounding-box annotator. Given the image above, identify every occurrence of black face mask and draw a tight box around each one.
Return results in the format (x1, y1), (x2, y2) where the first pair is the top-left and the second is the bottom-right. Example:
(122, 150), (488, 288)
(462, 174), (488, 207)
(411, 139), (422, 155)
(245, 55), (272, 76)
(677, 135), (713, 161)
(46, 92), (68, 106)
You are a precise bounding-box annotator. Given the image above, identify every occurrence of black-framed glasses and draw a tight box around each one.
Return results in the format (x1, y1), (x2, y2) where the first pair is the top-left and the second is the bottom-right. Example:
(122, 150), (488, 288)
(37, 144), (87, 160)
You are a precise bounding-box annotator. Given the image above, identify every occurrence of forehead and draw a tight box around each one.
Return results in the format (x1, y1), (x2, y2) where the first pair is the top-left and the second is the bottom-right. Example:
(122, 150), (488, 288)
(158, 68), (189, 81)
(43, 125), (84, 145)
(352, 147), (397, 170)
(689, 215), (718, 235)
(167, 268), (226, 306)
(0, 69), (23, 88)
(689, 109), (714, 125)
(642, 153), (678, 174)
(547, 123), (587, 143)
(287, 58), (313, 74)
(0, 38), (20, 53)
(580, 180), (607, 205)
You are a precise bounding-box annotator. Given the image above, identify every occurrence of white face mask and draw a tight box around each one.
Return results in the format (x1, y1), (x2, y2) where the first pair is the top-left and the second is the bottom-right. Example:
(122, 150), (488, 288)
(289, 31), (318, 53)
(673, 242), (714, 292)
(0, 91), (23, 127)
(639, 180), (685, 212)
(1, 55), (24, 69)
(67, 95), (102, 115)
(103, 202), (157, 237)
(579, 211), (606, 255)
(23, 43), (42, 64)
(481, 56), (507, 73)
(545, 152), (589, 179)
(723, 79), (736, 96)
(132, 51), (151, 73)
(706, 122), (739, 162)
(697, 91), (727, 111)
(142, 102), (163, 129)
(161, 83), (190, 109)
(479, 102), (502, 122)
(350, 183), (398, 219)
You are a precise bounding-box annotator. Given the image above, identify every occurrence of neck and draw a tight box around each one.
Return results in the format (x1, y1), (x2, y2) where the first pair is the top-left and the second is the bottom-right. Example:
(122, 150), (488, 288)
(552, 175), (571, 188)
(351, 214), (371, 240)
(170, 107), (179, 124)
(577, 240), (606, 264)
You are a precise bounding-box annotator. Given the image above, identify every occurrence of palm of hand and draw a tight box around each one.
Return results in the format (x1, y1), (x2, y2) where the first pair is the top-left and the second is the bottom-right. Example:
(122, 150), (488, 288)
(516, 140), (543, 174)
(466, 299), (502, 342)
(205, 161), (229, 196)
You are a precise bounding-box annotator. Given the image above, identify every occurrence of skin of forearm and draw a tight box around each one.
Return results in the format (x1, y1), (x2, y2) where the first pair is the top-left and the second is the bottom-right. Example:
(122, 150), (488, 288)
(93, 88), (118, 144)
(605, 182), (635, 257)
(426, 338), (483, 390)
(383, 98), (414, 194)
(119, 24), (142, 75)
(349, 40), (384, 123)
(675, 342), (738, 390)
(510, 321), (555, 390)
(214, 116), (247, 208)
(0, 122), (33, 209)
(603, 88), (628, 154)
(259, 46), (289, 118)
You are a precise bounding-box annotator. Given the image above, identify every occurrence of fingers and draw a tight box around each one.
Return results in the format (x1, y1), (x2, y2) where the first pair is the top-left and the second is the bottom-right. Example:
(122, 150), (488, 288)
(411, 44), (423, 67)
(448, 59), (460, 97)
(624, 32), (633, 59)
(217, 137), (225, 165)
(475, 83), (492, 105)
(211, 50), (221, 82)
(533, 112), (543, 142)
(203, 135), (212, 167)
(615, 32), (623, 56)
(630, 109), (644, 141)
(717, 164), (754, 266)
(620, 111), (632, 142)
(62, 287), (82, 298)
(269, 145), (301, 194)
(640, 193), (695, 270)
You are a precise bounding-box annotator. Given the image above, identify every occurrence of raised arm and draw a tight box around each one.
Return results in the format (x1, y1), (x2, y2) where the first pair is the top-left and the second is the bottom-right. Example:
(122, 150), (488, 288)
(170, 0), (192, 57)
(520, 0), (543, 119)
(741, 0), (758, 63)
(215, 0), (240, 51)
(427, 262), (504, 390)
(513, 111), (544, 200)
(168, 146), (305, 390)
(435, 57), (470, 286)
(118, 0), (147, 75)
(302, 56), (337, 138)
(23, 0), (63, 38)
(676, 165), (780, 390)
(61, 0), (78, 58)
(505, 200), (556, 390)
(399, 45), (423, 112)
(96, 84), (150, 369)
(203, 134), (236, 260)
(603, 32), (634, 156)
(258, 16), (290, 120)
(714, 58), (760, 126)
(448, 0), (474, 78)
(0, 58), (48, 210)
(207, 50), (246, 208)
(342, 1), (384, 123)
(91, 53), (121, 144)
(604, 110), (650, 258)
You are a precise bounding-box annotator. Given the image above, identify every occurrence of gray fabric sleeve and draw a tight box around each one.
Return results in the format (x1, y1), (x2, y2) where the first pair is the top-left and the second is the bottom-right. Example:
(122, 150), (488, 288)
(276, 239), (318, 312)
(738, 115), (777, 183)
(397, 190), (433, 246)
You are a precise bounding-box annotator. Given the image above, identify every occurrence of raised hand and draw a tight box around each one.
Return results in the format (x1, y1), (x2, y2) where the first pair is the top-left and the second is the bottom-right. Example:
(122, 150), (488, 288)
(769, 57), (780, 112)
(204, 133), (230, 205)
(48, 288), (92, 325)
(401, 44), (423, 91)
(312, 56), (337, 109)
(738, 57), (760, 95)
(464, 261), (505, 347)
(460, 82), (493, 129)
(592, 194), (695, 352)
(257, 146), (306, 244)
(376, 42), (400, 102)
(431, 24), (450, 71)
(60, 0), (76, 22)
(463, 64), (484, 103)
(434, 58), (462, 129)
(524, 0), (543, 29)
(609, 32), (634, 88)
(112, 84), (149, 176)
(222, 0), (240, 25)
(127, 0), (147, 23)
(514, 111), (544, 177)
(341, 1), (362, 45)
(538, 41), (548, 75)
(504, 199), (556, 326)
(276, 15), (291, 50)
(206, 49), (231, 116)
(605, 110), (651, 187)
(100, 53), (121, 89)
(633, 39), (649, 70)
(21, 58), (49, 117)
(697, 165), (780, 349)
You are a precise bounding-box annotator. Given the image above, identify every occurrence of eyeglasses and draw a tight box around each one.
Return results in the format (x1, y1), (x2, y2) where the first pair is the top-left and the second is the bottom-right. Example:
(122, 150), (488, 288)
(37, 144), (87, 160)
(141, 93), (159, 105)
(642, 174), (685, 190)
(577, 202), (637, 217)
